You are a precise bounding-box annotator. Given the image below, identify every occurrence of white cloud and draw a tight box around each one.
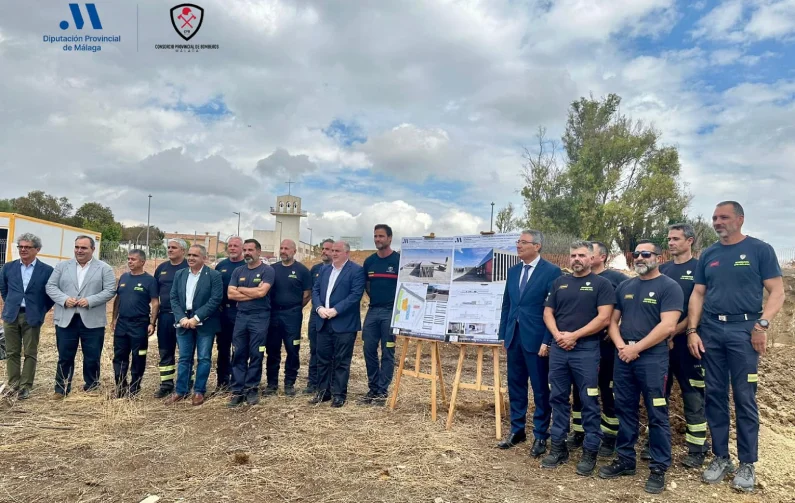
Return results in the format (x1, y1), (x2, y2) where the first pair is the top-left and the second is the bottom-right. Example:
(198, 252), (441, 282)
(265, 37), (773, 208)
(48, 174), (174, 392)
(745, 0), (795, 40)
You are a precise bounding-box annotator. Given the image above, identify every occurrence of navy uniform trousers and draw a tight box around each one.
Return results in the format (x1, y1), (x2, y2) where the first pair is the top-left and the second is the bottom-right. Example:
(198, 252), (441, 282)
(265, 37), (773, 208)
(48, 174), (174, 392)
(549, 341), (601, 452)
(613, 343), (672, 472)
(231, 311), (269, 395)
(266, 306), (303, 388)
(700, 317), (759, 463)
(571, 337), (619, 438)
(506, 325), (551, 439)
(666, 334), (709, 453)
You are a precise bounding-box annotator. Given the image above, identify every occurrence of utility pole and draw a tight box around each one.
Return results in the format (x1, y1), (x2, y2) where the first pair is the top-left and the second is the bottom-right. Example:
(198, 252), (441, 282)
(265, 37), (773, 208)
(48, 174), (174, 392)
(146, 194), (152, 250)
(490, 202), (495, 232)
(307, 227), (313, 259)
(232, 211), (241, 236)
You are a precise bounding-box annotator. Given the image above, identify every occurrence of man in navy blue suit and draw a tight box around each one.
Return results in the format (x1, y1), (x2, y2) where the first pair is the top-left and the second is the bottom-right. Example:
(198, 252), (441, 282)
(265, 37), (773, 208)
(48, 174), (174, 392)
(498, 230), (562, 457)
(0, 233), (54, 399)
(310, 240), (365, 408)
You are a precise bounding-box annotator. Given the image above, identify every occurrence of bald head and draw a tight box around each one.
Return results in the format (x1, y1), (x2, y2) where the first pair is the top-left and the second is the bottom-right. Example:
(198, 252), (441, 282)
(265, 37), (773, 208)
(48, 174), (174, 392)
(279, 238), (297, 264)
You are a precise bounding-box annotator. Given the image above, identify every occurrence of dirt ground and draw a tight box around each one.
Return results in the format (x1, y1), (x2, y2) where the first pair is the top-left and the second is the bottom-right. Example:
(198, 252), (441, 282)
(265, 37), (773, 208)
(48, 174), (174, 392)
(0, 264), (794, 503)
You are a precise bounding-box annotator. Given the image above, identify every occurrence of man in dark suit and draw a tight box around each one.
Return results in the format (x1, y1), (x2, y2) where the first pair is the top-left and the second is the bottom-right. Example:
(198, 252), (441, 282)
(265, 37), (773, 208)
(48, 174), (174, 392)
(498, 230), (562, 457)
(0, 233), (54, 399)
(164, 244), (223, 406)
(310, 240), (365, 408)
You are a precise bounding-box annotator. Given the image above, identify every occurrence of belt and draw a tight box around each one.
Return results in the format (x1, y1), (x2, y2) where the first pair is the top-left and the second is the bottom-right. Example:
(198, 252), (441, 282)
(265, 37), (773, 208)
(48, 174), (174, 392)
(272, 304), (301, 311)
(706, 312), (760, 323)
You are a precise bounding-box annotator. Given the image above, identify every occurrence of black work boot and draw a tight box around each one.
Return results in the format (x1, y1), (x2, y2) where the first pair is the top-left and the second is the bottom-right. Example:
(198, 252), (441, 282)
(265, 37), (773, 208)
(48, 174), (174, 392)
(566, 431), (585, 450)
(541, 441), (569, 468)
(598, 458), (637, 479)
(645, 469), (666, 494)
(682, 452), (706, 469)
(598, 435), (616, 458)
(576, 449), (598, 476)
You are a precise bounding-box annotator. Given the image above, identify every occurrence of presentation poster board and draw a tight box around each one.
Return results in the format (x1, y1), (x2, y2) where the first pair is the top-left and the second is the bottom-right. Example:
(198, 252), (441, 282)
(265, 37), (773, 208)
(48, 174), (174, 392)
(391, 233), (521, 344)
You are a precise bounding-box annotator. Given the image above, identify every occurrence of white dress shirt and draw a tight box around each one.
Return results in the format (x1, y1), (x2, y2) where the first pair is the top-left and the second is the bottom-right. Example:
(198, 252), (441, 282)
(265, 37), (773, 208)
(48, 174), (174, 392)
(20, 259), (37, 308)
(76, 258), (93, 290)
(518, 255), (541, 288)
(325, 260), (348, 308)
(185, 266), (203, 311)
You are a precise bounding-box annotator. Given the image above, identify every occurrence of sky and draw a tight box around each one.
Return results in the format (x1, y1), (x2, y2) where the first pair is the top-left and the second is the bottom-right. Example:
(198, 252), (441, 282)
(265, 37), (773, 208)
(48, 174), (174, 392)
(1, 0), (794, 249)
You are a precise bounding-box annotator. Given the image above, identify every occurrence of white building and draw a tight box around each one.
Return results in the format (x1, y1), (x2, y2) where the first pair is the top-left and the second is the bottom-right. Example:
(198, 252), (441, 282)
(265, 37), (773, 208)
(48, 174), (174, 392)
(253, 194), (312, 260)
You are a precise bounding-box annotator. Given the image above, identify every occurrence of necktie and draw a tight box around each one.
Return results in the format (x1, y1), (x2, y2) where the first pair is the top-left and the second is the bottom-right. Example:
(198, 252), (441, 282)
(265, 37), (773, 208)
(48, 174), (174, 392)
(519, 264), (532, 295)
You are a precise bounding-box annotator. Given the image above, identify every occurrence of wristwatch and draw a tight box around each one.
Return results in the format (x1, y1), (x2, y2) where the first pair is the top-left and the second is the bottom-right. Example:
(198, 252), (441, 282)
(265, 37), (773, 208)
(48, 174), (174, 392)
(757, 319), (770, 329)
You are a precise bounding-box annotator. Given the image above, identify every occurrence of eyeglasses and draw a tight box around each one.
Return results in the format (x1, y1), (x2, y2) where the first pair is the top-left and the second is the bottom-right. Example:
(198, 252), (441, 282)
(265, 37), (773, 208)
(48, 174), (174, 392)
(632, 251), (659, 259)
(516, 240), (537, 246)
(17, 245), (35, 250)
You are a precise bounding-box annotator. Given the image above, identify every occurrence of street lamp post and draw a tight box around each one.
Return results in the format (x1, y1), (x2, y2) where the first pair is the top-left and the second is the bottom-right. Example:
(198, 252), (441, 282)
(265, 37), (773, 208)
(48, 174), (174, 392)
(307, 227), (313, 259)
(232, 211), (241, 236)
(490, 202), (495, 232)
(146, 194), (152, 249)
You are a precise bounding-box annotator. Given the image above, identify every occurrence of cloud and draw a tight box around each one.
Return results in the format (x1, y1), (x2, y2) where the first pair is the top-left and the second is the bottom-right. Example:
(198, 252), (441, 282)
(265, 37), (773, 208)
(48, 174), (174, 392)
(255, 148), (318, 178)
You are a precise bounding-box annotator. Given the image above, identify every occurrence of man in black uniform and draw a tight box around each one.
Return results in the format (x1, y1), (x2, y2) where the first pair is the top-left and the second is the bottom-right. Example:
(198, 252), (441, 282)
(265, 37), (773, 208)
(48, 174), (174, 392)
(653, 223), (708, 467)
(304, 238), (334, 395)
(227, 239), (276, 407)
(599, 240), (682, 494)
(265, 239), (312, 396)
(214, 236), (245, 393)
(153, 238), (188, 397)
(568, 241), (627, 455)
(542, 241), (614, 475)
(110, 249), (159, 397)
(358, 224), (400, 406)
(688, 201), (784, 492)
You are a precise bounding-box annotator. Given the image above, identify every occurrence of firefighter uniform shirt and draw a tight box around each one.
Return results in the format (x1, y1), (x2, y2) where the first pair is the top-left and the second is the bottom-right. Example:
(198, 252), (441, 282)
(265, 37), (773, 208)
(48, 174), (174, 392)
(363, 251), (400, 308)
(545, 273), (615, 345)
(271, 261), (312, 309)
(659, 258), (698, 322)
(695, 237), (781, 315)
(615, 276), (683, 345)
(116, 272), (158, 324)
(154, 260), (188, 312)
(215, 258), (246, 306)
(230, 263), (276, 314)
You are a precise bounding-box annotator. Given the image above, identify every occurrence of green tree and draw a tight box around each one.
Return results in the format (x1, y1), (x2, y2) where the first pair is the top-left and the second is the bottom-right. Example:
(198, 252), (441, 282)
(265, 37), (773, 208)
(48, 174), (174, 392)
(495, 203), (518, 233)
(73, 202), (122, 242)
(521, 94), (690, 251)
(121, 224), (165, 246)
(12, 190), (73, 223)
(0, 198), (14, 212)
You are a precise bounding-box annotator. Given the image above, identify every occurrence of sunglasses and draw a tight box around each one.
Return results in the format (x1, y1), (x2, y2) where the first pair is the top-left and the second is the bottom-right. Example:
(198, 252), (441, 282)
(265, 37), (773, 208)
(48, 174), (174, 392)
(632, 251), (659, 259)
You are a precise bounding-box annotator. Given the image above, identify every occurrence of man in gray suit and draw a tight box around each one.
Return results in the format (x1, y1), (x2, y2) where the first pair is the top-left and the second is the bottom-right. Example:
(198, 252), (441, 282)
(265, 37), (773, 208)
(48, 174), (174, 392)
(46, 235), (116, 397)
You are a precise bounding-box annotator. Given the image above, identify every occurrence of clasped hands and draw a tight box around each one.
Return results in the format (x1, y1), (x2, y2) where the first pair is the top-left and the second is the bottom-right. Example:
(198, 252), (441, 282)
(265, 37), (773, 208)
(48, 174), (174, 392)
(178, 317), (200, 329)
(553, 330), (578, 351)
(317, 307), (338, 319)
(65, 297), (89, 308)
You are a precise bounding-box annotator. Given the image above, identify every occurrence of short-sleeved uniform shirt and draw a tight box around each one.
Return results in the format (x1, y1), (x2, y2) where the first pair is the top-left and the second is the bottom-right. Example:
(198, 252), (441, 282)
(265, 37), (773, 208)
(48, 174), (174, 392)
(659, 257), (698, 323)
(599, 269), (629, 290)
(230, 263), (276, 314)
(545, 273), (615, 346)
(270, 261), (312, 309)
(215, 258), (246, 308)
(154, 260), (188, 313)
(363, 251), (400, 308)
(117, 272), (158, 329)
(615, 275), (683, 347)
(695, 236), (781, 315)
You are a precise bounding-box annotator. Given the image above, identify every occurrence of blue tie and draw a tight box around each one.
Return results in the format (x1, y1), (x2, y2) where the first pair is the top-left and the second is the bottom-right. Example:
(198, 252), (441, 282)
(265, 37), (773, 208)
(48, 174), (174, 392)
(519, 264), (532, 295)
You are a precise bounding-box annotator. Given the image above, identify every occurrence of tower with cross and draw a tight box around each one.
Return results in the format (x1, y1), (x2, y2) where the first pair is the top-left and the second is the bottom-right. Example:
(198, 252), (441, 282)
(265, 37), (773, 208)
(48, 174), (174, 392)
(265, 180), (307, 256)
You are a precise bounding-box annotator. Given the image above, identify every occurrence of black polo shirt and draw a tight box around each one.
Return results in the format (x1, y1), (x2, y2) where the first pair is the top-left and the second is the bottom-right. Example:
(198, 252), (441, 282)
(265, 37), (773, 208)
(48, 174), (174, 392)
(660, 257), (698, 322)
(230, 263), (275, 314)
(117, 272), (158, 325)
(215, 258), (246, 307)
(154, 260), (188, 312)
(545, 273), (614, 345)
(615, 275), (683, 345)
(270, 261), (312, 309)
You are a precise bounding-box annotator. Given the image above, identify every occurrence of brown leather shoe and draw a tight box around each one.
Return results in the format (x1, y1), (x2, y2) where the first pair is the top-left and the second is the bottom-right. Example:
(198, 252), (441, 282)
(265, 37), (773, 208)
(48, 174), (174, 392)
(192, 393), (205, 406)
(163, 393), (184, 405)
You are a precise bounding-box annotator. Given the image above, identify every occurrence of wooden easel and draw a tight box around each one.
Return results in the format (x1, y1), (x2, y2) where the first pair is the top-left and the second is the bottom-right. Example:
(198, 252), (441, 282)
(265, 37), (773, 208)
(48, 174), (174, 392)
(389, 335), (448, 421)
(445, 343), (508, 439)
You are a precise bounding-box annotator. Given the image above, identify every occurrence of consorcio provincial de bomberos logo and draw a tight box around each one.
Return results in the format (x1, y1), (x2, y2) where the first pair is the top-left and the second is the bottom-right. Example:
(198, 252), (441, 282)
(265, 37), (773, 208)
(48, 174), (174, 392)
(155, 3), (220, 52)
(43, 3), (121, 53)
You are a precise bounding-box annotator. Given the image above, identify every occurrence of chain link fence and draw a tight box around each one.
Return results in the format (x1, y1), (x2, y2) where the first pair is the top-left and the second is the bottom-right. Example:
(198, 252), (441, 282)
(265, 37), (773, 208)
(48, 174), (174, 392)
(99, 241), (166, 268)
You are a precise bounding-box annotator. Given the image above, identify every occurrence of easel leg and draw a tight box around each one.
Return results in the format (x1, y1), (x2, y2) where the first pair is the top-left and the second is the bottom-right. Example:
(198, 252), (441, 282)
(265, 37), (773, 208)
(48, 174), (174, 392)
(436, 342), (447, 405)
(389, 336), (409, 410)
(430, 342), (438, 421)
(492, 347), (502, 440)
(446, 345), (466, 430)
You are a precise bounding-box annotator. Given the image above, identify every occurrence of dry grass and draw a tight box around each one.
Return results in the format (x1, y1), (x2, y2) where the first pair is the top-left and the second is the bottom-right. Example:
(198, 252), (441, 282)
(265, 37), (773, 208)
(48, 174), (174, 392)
(0, 267), (794, 502)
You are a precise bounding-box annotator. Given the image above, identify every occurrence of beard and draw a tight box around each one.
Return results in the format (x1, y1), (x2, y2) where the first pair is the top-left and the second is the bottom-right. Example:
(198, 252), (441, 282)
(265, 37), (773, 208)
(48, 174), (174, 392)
(244, 255), (255, 264)
(571, 262), (585, 272)
(634, 261), (658, 275)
